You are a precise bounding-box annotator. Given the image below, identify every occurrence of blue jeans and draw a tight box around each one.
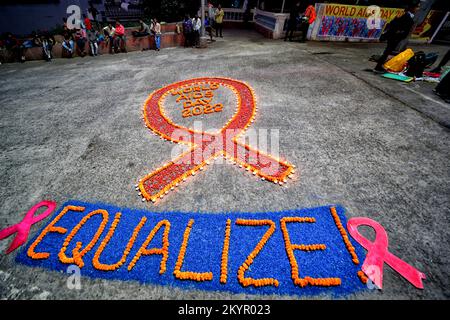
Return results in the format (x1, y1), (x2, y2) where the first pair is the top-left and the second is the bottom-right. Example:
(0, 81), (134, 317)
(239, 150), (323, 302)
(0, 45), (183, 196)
(155, 34), (160, 50)
(62, 40), (74, 53)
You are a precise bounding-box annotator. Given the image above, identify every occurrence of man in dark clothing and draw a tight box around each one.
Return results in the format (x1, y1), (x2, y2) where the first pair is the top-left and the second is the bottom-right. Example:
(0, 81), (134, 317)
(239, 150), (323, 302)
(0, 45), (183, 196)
(132, 19), (151, 37)
(374, 3), (419, 72)
(284, 2), (301, 42)
(3, 33), (22, 62)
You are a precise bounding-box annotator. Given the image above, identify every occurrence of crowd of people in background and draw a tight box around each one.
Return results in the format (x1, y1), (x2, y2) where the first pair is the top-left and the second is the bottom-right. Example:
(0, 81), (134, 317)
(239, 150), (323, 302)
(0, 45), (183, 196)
(182, 3), (224, 48)
(0, 8), (166, 63)
(284, 0), (316, 43)
(0, 2), (228, 63)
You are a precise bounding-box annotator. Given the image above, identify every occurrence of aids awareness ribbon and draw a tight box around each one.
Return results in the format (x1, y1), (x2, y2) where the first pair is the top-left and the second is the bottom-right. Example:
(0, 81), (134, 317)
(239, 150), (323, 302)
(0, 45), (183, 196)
(138, 77), (295, 202)
(347, 217), (426, 289)
(0, 200), (56, 254)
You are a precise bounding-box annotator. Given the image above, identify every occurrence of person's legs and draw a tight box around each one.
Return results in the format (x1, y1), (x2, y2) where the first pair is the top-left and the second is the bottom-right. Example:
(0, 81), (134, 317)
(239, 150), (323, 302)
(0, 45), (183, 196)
(189, 32), (194, 47)
(284, 21), (295, 41)
(113, 37), (119, 52)
(431, 49), (450, 73)
(42, 43), (51, 61)
(48, 43), (53, 59)
(218, 23), (223, 37)
(76, 39), (86, 56)
(375, 40), (398, 71)
(155, 34), (160, 51)
(120, 36), (127, 52)
(19, 45), (26, 62)
(206, 26), (213, 41)
(62, 41), (73, 58)
(300, 22), (310, 42)
(195, 30), (200, 46)
(133, 31), (149, 37)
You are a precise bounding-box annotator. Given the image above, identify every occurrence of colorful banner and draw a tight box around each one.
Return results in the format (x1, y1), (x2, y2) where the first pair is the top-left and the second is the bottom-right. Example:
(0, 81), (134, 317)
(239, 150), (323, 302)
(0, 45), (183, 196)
(411, 10), (449, 43)
(16, 201), (368, 296)
(311, 3), (404, 41)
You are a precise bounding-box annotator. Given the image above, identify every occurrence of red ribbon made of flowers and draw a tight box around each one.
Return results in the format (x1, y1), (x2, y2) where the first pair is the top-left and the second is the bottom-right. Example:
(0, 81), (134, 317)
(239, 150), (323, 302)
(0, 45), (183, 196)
(138, 77), (295, 202)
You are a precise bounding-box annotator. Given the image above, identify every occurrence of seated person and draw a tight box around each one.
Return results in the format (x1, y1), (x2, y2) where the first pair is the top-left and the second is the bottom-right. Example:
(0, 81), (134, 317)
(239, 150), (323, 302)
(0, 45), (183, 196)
(132, 19), (151, 37)
(19, 31), (41, 62)
(40, 32), (55, 61)
(113, 20), (127, 53)
(74, 28), (87, 57)
(87, 28), (99, 56)
(102, 23), (115, 54)
(2, 32), (22, 62)
(61, 32), (75, 58)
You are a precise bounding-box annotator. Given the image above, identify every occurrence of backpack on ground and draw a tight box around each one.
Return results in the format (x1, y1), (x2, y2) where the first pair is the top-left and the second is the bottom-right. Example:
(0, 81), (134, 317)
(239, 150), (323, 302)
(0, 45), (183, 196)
(405, 51), (427, 78)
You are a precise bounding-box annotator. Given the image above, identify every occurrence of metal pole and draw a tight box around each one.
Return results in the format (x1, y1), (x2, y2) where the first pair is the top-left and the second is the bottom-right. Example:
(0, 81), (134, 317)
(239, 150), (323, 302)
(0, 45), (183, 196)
(281, 0), (285, 13)
(201, 0), (205, 37)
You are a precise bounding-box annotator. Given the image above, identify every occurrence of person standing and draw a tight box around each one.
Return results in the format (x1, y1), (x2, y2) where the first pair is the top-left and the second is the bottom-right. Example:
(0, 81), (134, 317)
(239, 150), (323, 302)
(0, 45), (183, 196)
(183, 15), (193, 48)
(152, 18), (161, 51)
(204, 12), (215, 42)
(374, 3), (419, 73)
(192, 15), (202, 47)
(299, 1), (316, 42)
(215, 4), (224, 38)
(285, 1), (301, 41)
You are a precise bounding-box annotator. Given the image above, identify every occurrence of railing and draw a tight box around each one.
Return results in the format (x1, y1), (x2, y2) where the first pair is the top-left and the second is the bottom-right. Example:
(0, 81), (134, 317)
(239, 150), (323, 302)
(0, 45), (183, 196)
(253, 8), (289, 39)
(222, 8), (255, 22)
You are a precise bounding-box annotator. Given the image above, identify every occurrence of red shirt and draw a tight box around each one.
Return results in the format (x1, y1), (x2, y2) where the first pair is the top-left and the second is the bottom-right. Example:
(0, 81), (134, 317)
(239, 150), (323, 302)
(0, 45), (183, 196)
(115, 24), (125, 36)
(305, 5), (316, 24)
(84, 17), (92, 30)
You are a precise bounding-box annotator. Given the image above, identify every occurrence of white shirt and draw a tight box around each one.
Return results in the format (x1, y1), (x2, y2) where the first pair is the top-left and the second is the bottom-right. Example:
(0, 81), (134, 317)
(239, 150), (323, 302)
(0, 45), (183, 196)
(193, 18), (201, 31)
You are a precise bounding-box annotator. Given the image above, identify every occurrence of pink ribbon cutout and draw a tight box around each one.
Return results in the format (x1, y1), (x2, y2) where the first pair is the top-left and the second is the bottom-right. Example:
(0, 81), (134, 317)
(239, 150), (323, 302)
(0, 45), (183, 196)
(0, 200), (57, 254)
(347, 217), (426, 289)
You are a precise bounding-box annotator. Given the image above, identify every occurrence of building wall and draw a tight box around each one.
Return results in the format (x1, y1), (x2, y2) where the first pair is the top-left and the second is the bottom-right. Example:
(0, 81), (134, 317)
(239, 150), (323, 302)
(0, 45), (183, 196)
(0, 0), (95, 36)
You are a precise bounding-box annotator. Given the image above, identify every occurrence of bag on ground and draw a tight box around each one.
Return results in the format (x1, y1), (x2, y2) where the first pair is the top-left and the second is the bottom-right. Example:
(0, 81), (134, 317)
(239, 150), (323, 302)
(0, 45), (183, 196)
(383, 48), (415, 72)
(405, 51), (427, 78)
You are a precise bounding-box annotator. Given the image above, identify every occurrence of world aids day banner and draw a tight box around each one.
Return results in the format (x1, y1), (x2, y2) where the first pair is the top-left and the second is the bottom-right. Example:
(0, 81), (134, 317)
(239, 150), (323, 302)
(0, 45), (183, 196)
(310, 3), (404, 41)
(310, 3), (448, 43)
(0, 78), (426, 297)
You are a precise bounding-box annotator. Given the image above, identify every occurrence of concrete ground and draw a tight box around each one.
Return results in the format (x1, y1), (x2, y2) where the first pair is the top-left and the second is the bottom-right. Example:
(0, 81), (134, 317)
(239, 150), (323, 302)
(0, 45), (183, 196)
(0, 29), (449, 300)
